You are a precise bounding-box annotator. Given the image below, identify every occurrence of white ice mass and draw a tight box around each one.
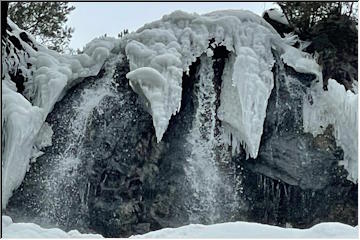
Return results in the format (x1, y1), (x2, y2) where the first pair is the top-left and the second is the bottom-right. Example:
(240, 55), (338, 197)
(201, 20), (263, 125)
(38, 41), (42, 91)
(123, 9), (331, 160)
(303, 79), (358, 183)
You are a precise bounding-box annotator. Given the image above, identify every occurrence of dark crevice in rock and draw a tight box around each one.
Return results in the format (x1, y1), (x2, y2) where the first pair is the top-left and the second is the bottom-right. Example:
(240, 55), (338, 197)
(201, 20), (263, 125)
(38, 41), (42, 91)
(8, 35), (23, 51)
(9, 69), (25, 94)
(19, 31), (38, 50)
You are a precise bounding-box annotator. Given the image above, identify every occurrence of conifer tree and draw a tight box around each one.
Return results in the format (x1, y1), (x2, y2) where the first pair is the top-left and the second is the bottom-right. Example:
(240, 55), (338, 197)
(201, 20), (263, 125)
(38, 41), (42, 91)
(8, 2), (75, 52)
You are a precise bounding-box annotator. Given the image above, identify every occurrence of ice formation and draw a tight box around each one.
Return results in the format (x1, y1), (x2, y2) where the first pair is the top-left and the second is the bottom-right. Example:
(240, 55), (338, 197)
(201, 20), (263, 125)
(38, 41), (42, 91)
(303, 79), (358, 183)
(2, 19), (118, 208)
(124, 10), (320, 159)
(2, 215), (103, 238)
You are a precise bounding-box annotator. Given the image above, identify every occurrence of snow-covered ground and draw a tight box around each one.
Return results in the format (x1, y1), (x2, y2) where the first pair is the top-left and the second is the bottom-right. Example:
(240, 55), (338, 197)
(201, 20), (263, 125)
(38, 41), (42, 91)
(1, 216), (102, 238)
(132, 221), (358, 239)
(2, 215), (357, 238)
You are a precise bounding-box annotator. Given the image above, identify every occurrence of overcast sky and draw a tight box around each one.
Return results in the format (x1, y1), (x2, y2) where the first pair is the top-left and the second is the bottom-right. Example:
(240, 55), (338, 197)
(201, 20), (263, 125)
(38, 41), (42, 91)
(67, 2), (276, 50)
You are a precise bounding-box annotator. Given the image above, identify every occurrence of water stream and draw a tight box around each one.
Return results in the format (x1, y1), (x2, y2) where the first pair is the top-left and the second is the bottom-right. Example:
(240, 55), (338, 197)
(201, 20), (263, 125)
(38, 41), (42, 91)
(184, 55), (237, 224)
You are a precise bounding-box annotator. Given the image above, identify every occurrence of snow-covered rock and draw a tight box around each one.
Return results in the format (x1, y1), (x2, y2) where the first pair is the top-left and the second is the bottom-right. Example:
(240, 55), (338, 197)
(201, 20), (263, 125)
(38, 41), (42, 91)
(123, 9), (321, 159)
(132, 221), (358, 238)
(303, 79), (358, 183)
(1, 19), (119, 209)
(1, 215), (103, 238)
(263, 8), (289, 25)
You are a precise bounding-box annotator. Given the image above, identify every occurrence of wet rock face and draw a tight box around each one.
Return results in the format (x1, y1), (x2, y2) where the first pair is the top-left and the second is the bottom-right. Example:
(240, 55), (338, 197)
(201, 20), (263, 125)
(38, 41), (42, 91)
(83, 56), (199, 237)
(244, 51), (342, 190)
(239, 50), (357, 227)
(241, 167), (358, 228)
(81, 60), (157, 237)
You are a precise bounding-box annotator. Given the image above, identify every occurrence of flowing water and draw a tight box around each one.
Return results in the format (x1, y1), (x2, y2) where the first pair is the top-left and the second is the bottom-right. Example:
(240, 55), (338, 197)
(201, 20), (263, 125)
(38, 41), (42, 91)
(184, 55), (238, 224)
(38, 80), (113, 226)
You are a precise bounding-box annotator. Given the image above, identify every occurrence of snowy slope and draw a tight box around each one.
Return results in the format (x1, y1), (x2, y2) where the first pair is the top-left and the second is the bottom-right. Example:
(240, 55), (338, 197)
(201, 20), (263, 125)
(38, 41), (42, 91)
(1, 216), (103, 238)
(123, 10), (322, 159)
(1, 19), (119, 209)
(132, 221), (358, 238)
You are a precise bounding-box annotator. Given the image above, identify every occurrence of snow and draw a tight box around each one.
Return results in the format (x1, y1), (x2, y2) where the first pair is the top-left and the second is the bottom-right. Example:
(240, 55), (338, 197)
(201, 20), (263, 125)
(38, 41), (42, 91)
(123, 9), (319, 160)
(2, 19), (118, 209)
(132, 221), (358, 238)
(3, 215), (357, 239)
(2, 215), (103, 238)
(263, 8), (289, 25)
(280, 44), (322, 79)
(303, 79), (358, 183)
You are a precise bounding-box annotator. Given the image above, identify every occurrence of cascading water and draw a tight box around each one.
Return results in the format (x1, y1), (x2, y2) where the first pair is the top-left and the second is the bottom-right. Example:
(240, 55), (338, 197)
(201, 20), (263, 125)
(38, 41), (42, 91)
(184, 55), (237, 224)
(38, 79), (113, 226)
(5, 57), (122, 231)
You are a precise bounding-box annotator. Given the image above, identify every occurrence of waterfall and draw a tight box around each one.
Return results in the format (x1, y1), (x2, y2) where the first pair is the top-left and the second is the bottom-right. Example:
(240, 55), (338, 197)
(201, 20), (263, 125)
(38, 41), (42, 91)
(184, 55), (237, 224)
(36, 73), (115, 228)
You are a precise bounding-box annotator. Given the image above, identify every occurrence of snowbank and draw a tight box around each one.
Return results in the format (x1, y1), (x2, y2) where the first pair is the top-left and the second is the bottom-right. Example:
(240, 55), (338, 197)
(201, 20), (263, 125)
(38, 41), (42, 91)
(303, 79), (358, 183)
(3, 215), (357, 239)
(2, 19), (119, 209)
(1, 216), (103, 238)
(132, 221), (358, 238)
(123, 10), (321, 159)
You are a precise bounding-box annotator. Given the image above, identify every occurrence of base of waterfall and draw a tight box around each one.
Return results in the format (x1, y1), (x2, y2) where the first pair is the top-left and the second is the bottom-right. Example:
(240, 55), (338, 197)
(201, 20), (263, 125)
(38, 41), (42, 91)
(2, 215), (357, 238)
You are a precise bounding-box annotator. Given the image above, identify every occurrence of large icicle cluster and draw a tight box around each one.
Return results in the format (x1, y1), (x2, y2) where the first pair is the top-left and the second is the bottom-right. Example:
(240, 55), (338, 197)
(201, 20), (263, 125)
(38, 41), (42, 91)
(2, 19), (118, 208)
(123, 10), (279, 155)
(124, 10), (320, 159)
(303, 79), (358, 183)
